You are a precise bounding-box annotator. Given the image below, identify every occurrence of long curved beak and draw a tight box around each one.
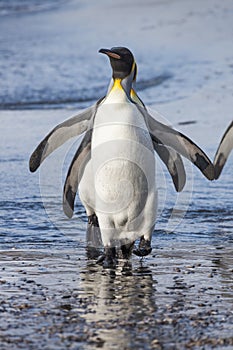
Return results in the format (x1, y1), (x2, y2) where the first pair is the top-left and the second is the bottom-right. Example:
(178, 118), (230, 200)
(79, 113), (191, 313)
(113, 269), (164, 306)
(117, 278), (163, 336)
(99, 48), (121, 60)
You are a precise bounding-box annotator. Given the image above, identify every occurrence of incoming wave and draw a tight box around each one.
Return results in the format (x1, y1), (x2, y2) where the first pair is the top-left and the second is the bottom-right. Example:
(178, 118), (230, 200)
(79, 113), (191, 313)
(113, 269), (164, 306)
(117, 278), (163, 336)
(0, 0), (67, 16)
(0, 73), (171, 110)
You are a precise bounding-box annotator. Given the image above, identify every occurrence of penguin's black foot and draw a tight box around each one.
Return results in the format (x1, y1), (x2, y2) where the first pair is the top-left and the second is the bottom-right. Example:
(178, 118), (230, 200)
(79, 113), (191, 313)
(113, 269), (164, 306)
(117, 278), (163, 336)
(133, 237), (152, 257)
(96, 247), (117, 268)
(121, 242), (134, 259)
(88, 214), (99, 227)
(86, 214), (102, 259)
(87, 247), (102, 259)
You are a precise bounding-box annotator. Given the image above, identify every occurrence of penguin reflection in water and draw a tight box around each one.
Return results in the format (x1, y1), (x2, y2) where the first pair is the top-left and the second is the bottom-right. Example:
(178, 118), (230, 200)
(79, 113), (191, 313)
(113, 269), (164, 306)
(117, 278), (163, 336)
(30, 47), (214, 266)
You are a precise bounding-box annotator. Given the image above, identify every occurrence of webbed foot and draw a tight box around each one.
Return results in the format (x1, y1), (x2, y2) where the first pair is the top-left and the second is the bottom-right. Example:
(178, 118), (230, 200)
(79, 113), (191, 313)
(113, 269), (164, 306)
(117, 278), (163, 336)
(133, 237), (152, 257)
(121, 242), (134, 259)
(96, 247), (117, 268)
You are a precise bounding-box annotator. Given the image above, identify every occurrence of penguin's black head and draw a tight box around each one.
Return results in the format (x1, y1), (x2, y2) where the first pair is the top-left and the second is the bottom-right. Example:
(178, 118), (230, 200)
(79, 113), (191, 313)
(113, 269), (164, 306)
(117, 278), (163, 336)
(99, 47), (135, 79)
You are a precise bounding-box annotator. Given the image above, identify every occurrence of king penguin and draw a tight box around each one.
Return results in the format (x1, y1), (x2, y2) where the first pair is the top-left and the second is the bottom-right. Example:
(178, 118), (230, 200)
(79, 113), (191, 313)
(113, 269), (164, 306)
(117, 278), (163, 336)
(214, 120), (233, 179)
(77, 47), (157, 265)
(62, 49), (186, 259)
(29, 46), (215, 266)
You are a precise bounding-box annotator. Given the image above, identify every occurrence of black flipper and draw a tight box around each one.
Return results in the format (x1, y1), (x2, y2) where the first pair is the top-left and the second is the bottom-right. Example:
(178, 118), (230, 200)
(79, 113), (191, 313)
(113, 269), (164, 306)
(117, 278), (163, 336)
(137, 106), (214, 180)
(63, 129), (92, 218)
(29, 100), (104, 172)
(214, 121), (233, 179)
(131, 88), (186, 192)
(153, 143), (186, 192)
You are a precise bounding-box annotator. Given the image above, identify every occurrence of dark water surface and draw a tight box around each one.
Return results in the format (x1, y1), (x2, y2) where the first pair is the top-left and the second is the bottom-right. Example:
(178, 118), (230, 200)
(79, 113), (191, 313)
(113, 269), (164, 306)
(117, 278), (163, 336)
(1, 1), (233, 349)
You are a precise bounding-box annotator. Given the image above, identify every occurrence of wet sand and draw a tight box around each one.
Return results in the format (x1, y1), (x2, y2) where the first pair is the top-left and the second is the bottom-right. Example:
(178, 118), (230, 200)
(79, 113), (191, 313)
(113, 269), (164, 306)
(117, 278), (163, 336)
(1, 238), (233, 350)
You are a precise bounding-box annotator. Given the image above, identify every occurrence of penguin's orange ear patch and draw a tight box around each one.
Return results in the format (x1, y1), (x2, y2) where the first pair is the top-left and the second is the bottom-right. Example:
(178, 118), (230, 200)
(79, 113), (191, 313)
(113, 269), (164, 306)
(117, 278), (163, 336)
(99, 48), (121, 60)
(107, 52), (121, 59)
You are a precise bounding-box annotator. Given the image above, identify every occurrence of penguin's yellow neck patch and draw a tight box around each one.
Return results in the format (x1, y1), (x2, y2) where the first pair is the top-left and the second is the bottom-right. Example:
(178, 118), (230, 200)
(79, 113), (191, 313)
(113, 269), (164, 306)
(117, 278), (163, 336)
(111, 78), (123, 92)
(107, 78), (129, 103)
(130, 88), (143, 106)
(130, 88), (137, 99)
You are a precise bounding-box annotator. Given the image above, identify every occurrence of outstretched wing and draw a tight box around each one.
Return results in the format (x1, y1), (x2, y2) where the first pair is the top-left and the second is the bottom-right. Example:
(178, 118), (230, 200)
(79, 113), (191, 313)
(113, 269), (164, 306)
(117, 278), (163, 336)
(29, 101), (102, 172)
(214, 121), (233, 179)
(63, 129), (92, 218)
(153, 143), (186, 192)
(137, 106), (214, 180)
(131, 88), (186, 191)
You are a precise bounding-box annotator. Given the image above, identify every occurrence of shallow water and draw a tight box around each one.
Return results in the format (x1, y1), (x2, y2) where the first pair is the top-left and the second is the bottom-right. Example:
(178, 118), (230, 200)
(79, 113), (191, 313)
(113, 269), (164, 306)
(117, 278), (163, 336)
(1, 1), (233, 349)
(1, 108), (233, 349)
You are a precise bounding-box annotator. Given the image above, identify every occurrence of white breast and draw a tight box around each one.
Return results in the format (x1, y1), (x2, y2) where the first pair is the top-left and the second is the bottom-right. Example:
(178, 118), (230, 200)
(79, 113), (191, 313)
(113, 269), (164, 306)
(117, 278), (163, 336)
(92, 94), (154, 210)
(79, 87), (157, 246)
